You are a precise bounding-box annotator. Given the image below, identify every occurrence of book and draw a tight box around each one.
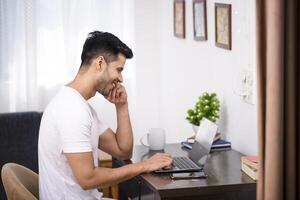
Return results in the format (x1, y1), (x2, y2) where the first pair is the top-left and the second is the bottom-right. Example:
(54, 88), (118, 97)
(210, 146), (231, 152)
(241, 156), (258, 170)
(181, 139), (231, 151)
(241, 161), (257, 180)
(211, 139), (231, 148)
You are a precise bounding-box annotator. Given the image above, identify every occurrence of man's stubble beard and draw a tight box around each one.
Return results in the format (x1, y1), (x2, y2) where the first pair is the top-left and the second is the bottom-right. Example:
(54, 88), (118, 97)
(96, 81), (110, 97)
(96, 72), (111, 97)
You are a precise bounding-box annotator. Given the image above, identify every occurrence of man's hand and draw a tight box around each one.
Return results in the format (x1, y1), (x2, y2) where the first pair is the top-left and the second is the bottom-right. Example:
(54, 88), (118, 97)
(106, 84), (127, 106)
(140, 153), (173, 173)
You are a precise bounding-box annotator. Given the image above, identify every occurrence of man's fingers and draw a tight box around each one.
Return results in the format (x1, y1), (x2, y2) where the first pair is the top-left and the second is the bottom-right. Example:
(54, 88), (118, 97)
(161, 157), (173, 169)
(155, 153), (172, 158)
(105, 84), (128, 105)
(163, 163), (173, 169)
(143, 153), (174, 172)
(116, 86), (126, 98)
(115, 87), (122, 99)
(153, 153), (173, 167)
(113, 85), (124, 101)
(111, 87), (118, 101)
(163, 153), (172, 158)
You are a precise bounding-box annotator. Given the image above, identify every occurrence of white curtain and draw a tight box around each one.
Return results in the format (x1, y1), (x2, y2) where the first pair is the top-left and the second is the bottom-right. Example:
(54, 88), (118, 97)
(0, 0), (135, 113)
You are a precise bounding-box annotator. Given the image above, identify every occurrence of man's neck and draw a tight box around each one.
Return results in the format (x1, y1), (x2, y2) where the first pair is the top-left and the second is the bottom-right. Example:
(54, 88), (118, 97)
(66, 74), (96, 100)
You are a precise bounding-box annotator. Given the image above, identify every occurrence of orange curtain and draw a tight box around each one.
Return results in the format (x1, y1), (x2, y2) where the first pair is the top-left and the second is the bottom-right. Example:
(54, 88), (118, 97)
(256, 0), (299, 200)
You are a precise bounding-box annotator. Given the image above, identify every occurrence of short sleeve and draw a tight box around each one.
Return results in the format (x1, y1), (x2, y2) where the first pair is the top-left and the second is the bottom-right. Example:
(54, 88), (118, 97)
(57, 104), (93, 153)
(97, 117), (109, 136)
(89, 104), (109, 137)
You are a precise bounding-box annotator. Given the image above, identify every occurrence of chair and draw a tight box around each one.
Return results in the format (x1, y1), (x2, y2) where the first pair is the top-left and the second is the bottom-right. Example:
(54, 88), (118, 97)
(1, 163), (39, 200)
(0, 112), (42, 199)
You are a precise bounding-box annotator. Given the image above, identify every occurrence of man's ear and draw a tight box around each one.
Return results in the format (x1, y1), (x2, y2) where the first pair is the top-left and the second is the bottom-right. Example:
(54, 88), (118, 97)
(96, 56), (105, 71)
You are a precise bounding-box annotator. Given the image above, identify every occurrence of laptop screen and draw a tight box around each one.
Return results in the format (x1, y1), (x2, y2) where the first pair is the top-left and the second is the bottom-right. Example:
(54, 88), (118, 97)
(188, 118), (218, 166)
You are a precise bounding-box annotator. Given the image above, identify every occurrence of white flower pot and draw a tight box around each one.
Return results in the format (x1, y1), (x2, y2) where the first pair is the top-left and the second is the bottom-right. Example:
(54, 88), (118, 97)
(192, 125), (199, 134)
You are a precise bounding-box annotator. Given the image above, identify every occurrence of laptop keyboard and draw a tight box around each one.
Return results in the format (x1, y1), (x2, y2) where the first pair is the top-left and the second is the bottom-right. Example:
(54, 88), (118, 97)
(173, 157), (200, 170)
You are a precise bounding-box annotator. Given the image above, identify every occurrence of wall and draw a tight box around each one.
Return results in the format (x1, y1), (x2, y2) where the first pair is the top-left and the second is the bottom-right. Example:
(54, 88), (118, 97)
(1, 0), (258, 156)
(133, 0), (257, 155)
(131, 0), (161, 143)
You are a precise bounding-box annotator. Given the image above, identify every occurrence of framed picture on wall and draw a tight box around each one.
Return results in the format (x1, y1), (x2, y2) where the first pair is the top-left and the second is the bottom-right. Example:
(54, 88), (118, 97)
(174, 0), (185, 38)
(193, 0), (207, 41)
(215, 3), (232, 50)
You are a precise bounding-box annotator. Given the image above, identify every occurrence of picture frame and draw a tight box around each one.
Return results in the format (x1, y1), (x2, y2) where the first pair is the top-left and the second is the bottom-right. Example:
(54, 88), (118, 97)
(193, 0), (207, 41)
(173, 0), (185, 38)
(215, 3), (232, 50)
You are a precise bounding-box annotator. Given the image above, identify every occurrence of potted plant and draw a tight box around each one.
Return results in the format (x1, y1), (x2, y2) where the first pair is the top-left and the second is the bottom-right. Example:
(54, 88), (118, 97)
(186, 92), (220, 134)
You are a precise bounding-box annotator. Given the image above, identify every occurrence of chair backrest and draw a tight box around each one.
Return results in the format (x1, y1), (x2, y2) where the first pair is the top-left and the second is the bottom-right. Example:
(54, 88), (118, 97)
(0, 111), (42, 199)
(1, 163), (38, 200)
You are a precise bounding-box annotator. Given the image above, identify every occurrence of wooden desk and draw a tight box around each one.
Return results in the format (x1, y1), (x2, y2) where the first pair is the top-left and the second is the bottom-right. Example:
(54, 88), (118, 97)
(113, 143), (256, 200)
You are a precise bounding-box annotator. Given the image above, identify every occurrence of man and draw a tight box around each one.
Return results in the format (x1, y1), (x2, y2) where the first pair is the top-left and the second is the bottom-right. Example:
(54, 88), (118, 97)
(38, 31), (172, 200)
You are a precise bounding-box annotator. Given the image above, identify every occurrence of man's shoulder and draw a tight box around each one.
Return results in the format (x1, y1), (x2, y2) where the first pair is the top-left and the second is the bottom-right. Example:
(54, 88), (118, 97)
(43, 87), (92, 122)
(50, 87), (89, 111)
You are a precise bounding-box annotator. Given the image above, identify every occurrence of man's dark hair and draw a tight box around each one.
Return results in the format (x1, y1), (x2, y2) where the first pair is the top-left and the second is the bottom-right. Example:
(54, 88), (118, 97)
(80, 31), (133, 67)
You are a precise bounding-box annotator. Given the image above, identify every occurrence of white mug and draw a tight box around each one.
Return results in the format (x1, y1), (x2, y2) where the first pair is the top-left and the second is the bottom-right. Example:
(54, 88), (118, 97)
(140, 128), (166, 150)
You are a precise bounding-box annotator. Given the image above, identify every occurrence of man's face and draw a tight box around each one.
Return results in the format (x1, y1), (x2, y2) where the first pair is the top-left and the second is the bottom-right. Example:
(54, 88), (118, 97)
(96, 53), (126, 97)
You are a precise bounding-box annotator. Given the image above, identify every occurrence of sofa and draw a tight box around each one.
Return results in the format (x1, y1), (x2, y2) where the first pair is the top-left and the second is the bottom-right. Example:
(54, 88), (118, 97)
(0, 112), (42, 200)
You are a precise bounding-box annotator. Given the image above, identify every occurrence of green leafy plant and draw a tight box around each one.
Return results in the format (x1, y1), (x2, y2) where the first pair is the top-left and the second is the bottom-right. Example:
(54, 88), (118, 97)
(186, 92), (220, 126)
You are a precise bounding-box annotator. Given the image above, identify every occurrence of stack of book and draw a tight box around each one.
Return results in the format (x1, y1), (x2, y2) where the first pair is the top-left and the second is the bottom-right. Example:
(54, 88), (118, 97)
(241, 156), (258, 181)
(181, 132), (231, 151)
(210, 139), (231, 151)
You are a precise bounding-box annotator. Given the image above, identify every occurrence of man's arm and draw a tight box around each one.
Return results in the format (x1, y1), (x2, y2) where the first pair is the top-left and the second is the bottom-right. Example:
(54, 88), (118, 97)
(115, 103), (133, 158)
(99, 85), (133, 160)
(98, 126), (132, 160)
(65, 152), (172, 190)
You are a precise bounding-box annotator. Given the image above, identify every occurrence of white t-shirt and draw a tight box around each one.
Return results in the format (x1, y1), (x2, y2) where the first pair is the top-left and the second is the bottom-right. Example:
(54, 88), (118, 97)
(38, 86), (108, 200)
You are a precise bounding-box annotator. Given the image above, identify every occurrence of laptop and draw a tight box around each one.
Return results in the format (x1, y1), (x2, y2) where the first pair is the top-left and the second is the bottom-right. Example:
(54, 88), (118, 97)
(154, 118), (218, 174)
